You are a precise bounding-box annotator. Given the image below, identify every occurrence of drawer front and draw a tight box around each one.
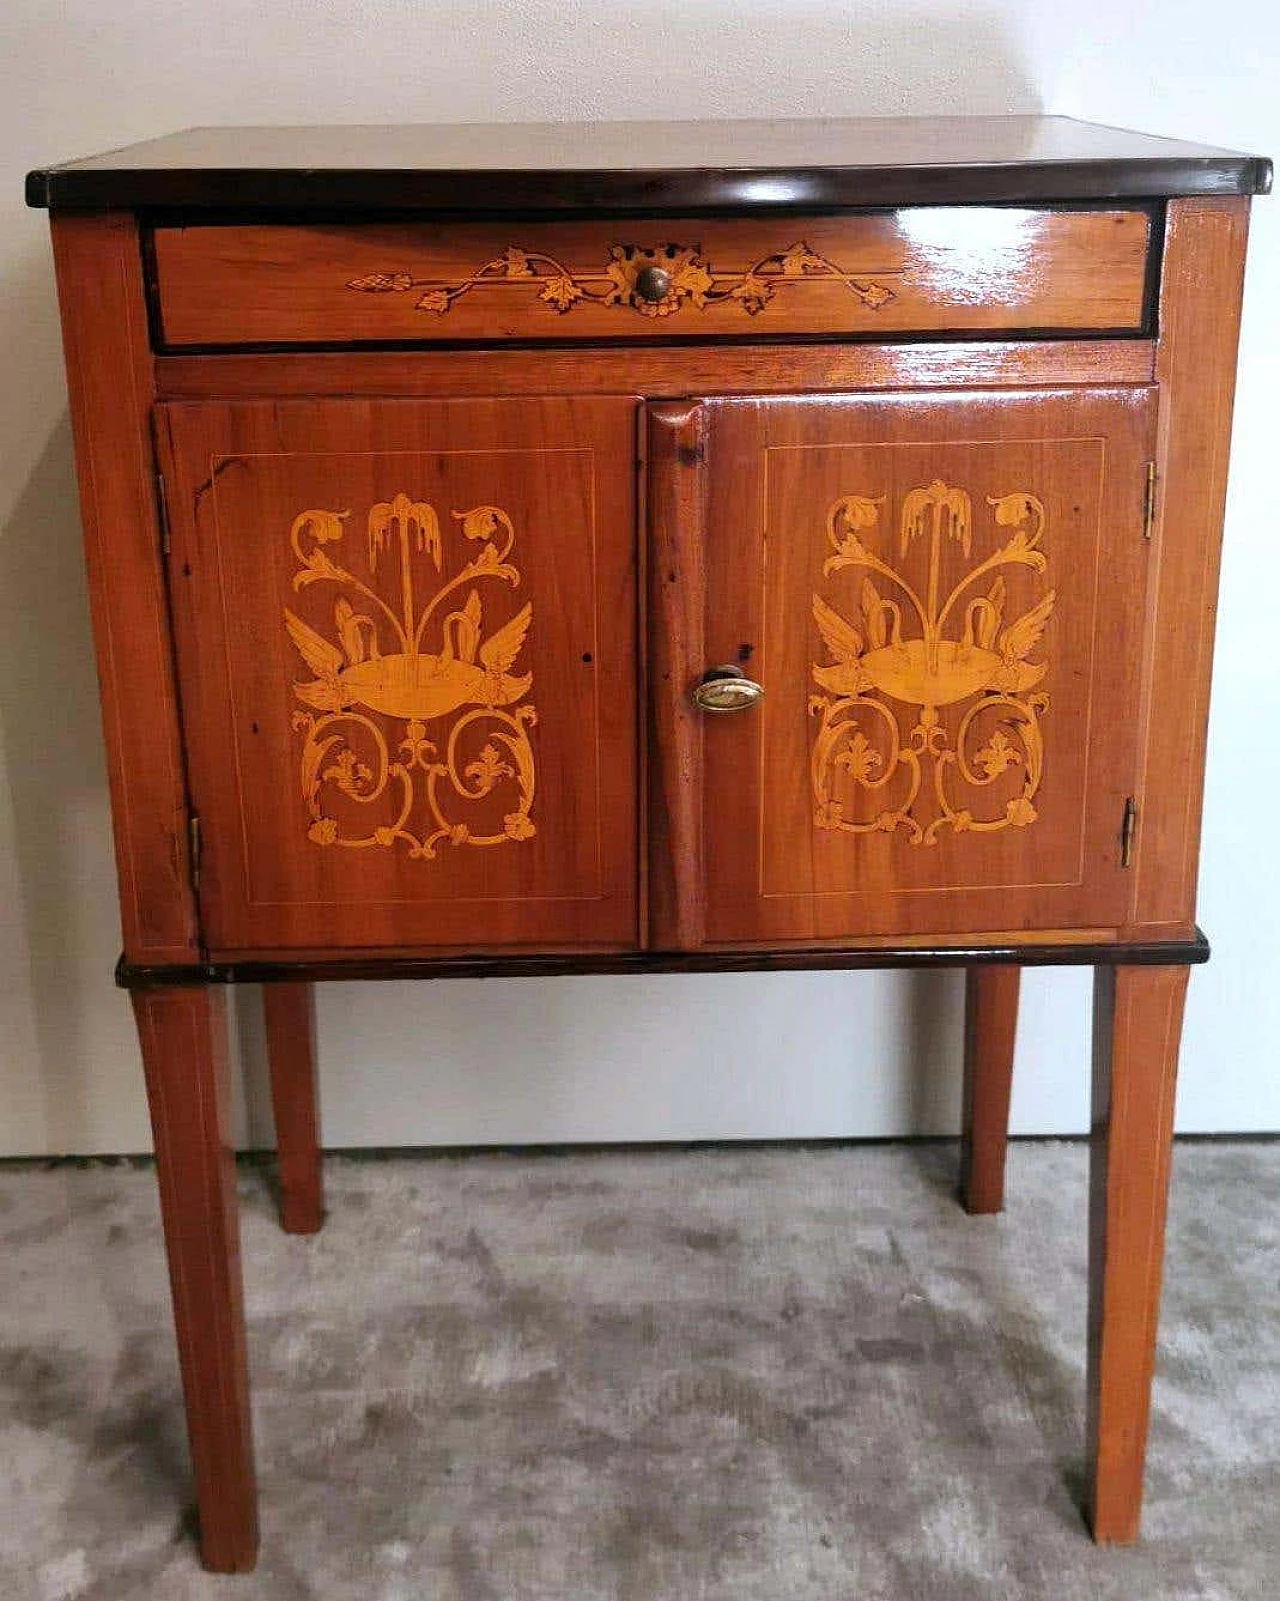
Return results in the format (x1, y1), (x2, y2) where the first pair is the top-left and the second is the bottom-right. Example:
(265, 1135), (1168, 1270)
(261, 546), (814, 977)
(687, 386), (1157, 946)
(151, 209), (1153, 348)
(156, 395), (639, 956)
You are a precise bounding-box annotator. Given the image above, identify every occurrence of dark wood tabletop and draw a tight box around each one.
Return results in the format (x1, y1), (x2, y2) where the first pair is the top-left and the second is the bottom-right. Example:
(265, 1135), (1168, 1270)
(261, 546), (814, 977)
(26, 115), (1271, 213)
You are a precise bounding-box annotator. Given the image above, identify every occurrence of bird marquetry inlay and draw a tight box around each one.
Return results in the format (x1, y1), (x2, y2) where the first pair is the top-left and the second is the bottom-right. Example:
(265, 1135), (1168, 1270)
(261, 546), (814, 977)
(285, 493), (537, 860)
(347, 240), (900, 320)
(809, 479), (1055, 845)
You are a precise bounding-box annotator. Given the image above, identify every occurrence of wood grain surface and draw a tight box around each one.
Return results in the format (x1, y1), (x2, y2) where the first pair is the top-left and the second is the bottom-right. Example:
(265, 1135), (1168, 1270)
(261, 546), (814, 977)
(50, 214), (199, 962)
(959, 965), (1021, 1214)
(646, 404), (708, 950)
(263, 981), (324, 1234)
(132, 986), (257, 1570)
(1127, 198), (1251, 931)
(1087, 963), (1190, 1542)
(152, 210), (1152, 347)
(155, 341), (1157, 401)
(691, 387), (1156, 944)
(155, 395), (640, 953)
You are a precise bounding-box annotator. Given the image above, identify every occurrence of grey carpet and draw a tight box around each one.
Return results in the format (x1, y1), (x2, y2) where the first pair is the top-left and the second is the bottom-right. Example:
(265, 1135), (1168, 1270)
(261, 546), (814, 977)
(1, 1141), (1276, 1600)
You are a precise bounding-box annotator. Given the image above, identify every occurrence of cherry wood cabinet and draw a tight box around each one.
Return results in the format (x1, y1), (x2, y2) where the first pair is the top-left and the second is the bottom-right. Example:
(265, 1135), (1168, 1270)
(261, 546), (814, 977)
(29, 116), (1267, 1570)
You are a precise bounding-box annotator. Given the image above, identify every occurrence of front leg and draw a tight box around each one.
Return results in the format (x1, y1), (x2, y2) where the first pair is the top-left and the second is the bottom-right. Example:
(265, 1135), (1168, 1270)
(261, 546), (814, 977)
(132, 984), (259, 1571)
(1086, 964), (1188, 1543)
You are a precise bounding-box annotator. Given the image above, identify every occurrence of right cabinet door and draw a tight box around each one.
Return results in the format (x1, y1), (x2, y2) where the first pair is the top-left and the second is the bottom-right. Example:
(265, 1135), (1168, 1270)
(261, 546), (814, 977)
(699, 387), (1157, 943)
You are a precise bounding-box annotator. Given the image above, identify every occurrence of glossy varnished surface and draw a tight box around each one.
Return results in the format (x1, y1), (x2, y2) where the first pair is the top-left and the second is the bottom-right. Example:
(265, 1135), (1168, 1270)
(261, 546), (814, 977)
(694, 388), (1157, 944)
(151, 209), (1152, 347)
(50, 215), (199, 962)
(27, 116), (1271, 211)
(156, 396), (640, 953)
(154, 340), (1159, 400)
(1128, 198), (1251, 931)
(1087, 964), (1190, 1540)
(646, 405), (708, 951)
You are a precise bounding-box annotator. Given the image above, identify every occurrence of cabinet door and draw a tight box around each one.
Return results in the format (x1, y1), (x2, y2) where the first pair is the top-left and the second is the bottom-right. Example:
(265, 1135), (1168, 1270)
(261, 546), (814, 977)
(157, 397), (638, 955)
(696, 388), (1156, 944)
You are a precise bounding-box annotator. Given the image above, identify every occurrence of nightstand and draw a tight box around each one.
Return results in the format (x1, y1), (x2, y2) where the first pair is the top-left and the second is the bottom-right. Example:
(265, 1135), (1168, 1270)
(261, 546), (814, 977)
(28, 115), (1269, 1570)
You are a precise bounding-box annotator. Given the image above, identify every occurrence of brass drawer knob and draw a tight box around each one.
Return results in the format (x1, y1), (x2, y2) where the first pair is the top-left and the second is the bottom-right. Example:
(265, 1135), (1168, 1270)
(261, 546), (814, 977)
(633, 264), (672, 304)
(692, 665), (764, 713)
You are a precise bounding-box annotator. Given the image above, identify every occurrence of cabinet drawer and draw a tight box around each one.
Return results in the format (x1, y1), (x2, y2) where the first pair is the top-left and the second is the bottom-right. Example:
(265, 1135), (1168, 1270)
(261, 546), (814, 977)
(150, 209), (1153, 348)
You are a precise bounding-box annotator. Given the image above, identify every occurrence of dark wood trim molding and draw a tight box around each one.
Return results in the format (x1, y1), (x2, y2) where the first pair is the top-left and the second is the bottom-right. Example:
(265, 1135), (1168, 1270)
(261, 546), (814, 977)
(29, 157), (1272, 215)
(26, 116), (1271, 214)
(116, 930), (1211, 988)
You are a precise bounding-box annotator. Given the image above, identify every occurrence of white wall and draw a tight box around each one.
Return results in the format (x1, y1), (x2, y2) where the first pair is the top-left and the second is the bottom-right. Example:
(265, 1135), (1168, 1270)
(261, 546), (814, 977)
(2, 0), (1277, 1155)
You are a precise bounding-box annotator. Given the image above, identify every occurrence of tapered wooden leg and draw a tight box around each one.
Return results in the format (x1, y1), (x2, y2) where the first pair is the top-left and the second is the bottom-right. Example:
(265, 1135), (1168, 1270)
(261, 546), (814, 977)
(1086, 964), (1188, 1544)
(132, 985), (258, 1572)
(959, 965), (1020, 1214)
(263, 981), (324, 1235)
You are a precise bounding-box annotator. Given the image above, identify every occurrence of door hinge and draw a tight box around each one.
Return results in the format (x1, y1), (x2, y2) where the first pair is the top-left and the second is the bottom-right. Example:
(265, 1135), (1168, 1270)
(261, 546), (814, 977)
(187, 812), (202, 890)
(1120, 796), (1138, 868)
(1142, 461), (1157, 541)
(155, 467), (171, 557)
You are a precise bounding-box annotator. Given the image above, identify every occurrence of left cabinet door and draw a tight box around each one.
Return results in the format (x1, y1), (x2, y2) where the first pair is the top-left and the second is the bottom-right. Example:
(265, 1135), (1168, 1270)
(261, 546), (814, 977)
(156, 396), (639, 956)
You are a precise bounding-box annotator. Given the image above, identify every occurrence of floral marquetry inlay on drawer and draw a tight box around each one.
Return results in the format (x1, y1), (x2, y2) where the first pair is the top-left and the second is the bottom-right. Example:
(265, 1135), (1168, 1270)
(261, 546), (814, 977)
(347, 240), (902, 319)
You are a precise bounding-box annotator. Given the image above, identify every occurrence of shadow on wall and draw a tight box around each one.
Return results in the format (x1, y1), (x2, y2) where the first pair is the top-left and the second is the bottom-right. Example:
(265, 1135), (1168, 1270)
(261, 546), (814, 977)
(0, 418), (123, 1149)
(2, 7), (1041, 1152)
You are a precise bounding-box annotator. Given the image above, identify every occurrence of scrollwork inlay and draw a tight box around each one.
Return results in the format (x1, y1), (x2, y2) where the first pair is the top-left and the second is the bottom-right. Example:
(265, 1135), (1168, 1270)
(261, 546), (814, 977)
(809, 479), (1056, 845)
(284, 493), (537, 860)
(347, 240), (901, 319)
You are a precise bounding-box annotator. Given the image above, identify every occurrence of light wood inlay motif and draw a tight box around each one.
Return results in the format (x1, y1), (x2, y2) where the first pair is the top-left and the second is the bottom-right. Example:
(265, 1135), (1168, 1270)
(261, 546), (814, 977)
(348, 240), (899, 319)
(285, 493), (537, 860)
(810, 480), (1055, 844)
